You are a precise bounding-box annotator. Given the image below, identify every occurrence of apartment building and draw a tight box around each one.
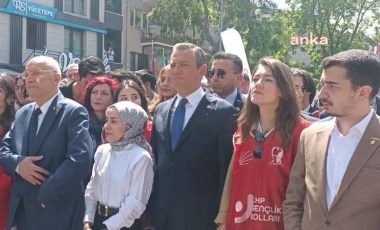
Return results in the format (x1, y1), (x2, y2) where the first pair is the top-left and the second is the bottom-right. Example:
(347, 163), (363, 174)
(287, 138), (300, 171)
(0, 0), (173, 76)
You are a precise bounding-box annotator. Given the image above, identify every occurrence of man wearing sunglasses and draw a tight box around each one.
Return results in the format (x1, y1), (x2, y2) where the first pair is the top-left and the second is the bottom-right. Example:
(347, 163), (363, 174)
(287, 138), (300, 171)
(208, 52), (245, 113)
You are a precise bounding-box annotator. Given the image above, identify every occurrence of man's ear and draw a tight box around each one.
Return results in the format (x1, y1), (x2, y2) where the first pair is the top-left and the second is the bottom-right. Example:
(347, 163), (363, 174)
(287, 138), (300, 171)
(357, 85), (372, 101)
(54, 73), (61, 83)
(236, 73), (243, 82)
(199, 64), (207, 76)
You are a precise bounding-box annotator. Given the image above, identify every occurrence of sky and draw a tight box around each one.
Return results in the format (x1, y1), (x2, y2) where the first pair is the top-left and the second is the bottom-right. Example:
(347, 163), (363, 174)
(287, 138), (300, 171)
(272, 0), (289, 9)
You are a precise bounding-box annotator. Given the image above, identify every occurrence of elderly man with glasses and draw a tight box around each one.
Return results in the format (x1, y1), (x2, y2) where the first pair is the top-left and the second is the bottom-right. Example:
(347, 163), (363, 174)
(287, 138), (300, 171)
(0, 56), (92, 230)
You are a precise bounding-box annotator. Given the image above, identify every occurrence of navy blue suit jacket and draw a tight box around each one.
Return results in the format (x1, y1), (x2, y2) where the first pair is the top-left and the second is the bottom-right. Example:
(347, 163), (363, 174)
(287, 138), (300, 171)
(150, 92), (236, 230)
(0, 93), (92, 230)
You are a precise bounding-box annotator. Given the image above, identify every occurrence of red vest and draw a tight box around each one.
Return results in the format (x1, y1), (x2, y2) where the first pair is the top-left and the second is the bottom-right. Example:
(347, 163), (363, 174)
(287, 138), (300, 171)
(0, 166), (11, 229)
(226, 121), (309, 230)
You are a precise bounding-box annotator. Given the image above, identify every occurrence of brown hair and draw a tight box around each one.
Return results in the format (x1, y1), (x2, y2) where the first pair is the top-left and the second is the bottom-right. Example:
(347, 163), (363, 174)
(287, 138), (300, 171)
(237, 58), (300, 148)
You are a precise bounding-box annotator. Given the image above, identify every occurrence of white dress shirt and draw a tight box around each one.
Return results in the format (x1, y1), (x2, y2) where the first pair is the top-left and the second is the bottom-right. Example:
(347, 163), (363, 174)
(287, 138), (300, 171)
(326, 109), (373, 209)
(171, 87), (205, 129)
(35, 93), (59, 133)
(84, 143), (154, 230)
(15, 93), (59, 174)
(222, 88), (238, 105)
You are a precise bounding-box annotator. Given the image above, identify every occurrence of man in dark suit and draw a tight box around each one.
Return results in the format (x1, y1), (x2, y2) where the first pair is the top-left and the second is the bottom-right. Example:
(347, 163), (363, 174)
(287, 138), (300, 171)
(150, 43), (237, 230)
(0, 56), (92, 230)
(209, 52), (245, 113)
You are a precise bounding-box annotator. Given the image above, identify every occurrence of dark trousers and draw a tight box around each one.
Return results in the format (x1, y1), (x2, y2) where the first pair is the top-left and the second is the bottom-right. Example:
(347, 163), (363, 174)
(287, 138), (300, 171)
(14, 200), (28, 230)
(93, 211), (143, 230)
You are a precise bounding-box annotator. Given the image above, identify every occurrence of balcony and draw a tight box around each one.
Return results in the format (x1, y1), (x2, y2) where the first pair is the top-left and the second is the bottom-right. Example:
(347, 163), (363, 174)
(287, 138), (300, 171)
(141, 25), (175, 48)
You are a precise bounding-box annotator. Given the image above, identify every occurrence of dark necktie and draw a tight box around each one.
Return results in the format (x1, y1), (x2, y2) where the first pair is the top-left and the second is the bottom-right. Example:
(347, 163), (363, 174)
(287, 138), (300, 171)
(171, 98), (188, 151)
(28, 108), (42, 149)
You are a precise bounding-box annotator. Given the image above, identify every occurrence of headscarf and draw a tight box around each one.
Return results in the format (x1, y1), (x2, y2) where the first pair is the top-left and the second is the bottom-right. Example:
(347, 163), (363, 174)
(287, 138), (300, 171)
(106, 101), (150, 152)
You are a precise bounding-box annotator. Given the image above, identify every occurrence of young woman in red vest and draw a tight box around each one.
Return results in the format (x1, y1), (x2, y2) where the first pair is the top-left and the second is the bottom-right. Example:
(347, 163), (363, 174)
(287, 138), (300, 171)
(215, 58), (310, 230)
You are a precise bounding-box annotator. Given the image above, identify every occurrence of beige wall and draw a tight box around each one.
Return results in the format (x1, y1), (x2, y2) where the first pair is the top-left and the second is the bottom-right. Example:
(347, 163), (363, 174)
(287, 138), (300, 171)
(34, 0), (54, 7)
(0, 13), (10, 63)
(85, 31), (98, 57)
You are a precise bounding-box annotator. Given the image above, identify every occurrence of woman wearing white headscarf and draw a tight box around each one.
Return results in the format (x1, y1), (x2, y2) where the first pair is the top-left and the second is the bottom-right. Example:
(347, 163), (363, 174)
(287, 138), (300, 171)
(83, 101), (154, 230)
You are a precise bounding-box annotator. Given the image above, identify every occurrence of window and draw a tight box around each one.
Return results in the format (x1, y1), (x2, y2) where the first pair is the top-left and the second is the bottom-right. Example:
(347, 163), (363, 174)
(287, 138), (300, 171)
(130, 52), (148, 71)
(64, 27), (83, 58)
(65, 0), (85, 16)
(104, 29), (121, 63)
(130, 9), (148, 30)
(105, 0), (121, 14)
(142, 13), (148, 34)
(135, 11), (142, 28)
(26, 19), (46, 50)
(130, 9), (135, 27)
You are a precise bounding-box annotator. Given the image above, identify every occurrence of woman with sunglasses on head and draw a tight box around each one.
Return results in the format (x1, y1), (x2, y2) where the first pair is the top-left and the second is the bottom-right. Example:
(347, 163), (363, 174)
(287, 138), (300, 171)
(215, 58), (310, 230)
(0, 75), (16, 230)
(83, 101), (154, 230)
(149, 65), (177, 116)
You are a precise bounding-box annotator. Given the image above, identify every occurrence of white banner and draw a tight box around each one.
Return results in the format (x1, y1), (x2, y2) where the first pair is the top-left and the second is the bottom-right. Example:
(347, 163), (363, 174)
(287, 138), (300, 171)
(221, 28), (251, 82)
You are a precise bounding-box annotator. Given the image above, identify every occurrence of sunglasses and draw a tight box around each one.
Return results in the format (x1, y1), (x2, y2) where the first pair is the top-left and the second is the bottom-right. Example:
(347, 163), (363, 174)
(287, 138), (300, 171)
(207, 70), (227, 79)
(252, 130), (266, 159)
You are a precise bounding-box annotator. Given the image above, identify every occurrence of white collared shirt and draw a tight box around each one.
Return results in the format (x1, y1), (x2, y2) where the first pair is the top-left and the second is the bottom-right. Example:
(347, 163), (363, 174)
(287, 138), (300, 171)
(15, 93), (59, 174)
(171, 87), (205, 129)
(326, 109), (373, 209)
(221, 88), (238, 105)
(35, 93), (59, 133)
(84, 143), (154, 229)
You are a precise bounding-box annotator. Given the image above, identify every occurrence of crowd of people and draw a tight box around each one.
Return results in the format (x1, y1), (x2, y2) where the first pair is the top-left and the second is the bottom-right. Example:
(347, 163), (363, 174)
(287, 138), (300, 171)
(0, 43), (379, 230)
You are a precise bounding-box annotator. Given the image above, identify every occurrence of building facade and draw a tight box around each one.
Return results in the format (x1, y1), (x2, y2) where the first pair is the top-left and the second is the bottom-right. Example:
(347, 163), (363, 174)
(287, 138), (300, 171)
(0, 0), (174, 76)
(0, 0), (109, 74)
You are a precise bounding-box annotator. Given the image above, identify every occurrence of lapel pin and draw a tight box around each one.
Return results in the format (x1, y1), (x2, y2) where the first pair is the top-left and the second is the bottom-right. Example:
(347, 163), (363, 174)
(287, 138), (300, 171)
(370, 137), (380, 145)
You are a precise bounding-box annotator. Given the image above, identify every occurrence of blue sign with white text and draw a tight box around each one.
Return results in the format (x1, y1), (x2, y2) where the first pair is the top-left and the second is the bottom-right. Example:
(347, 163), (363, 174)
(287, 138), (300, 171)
(7, 0), (57, 20)
(0, 0), (107, 34)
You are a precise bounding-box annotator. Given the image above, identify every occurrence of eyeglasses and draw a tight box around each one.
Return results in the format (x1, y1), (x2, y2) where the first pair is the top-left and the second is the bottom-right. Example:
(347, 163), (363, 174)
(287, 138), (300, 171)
(206, 69), (238, 79)
(252, 129), (266, 159)
(22, 69), (57, 79)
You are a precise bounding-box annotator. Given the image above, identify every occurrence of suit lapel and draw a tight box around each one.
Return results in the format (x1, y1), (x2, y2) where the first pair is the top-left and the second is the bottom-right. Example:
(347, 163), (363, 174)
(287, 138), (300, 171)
(173, 93), (216, 152)
(331, 114), (380, 208)
(314, 124), (332, 213)
(23, 105), (35, 155)
(30, 95), (62, 155)
(233, 91), (244, 113)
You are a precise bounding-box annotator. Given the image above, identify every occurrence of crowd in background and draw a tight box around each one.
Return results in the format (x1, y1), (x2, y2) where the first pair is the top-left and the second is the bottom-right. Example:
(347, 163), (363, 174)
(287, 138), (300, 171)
(0, 44), (379, 230)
